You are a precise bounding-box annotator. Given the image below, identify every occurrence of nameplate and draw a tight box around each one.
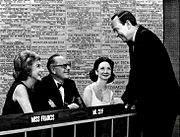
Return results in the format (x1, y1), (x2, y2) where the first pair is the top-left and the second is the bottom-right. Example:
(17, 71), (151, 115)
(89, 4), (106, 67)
(30, 113), (57, 123)
(92, 108), (104, 116)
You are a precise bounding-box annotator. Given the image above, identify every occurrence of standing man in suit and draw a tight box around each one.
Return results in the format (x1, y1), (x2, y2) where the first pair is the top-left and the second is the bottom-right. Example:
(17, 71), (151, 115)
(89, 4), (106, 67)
(111, 11), (180, 137)
(34, 53), (85, 111)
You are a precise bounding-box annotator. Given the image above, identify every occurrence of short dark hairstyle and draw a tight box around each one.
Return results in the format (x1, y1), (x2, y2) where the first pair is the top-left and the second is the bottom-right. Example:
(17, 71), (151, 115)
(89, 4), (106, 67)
(47, 53), (61, 73)
(111, 10), (137, 26)
(89, 56), (115, 83)
(13, 50), (41, 81)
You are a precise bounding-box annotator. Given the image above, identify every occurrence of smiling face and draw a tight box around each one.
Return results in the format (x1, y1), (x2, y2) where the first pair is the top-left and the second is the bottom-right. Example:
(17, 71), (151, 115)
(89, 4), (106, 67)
(112, 16), (132, 43)
(30, 60), (44, 81)
(95, 61), (112, 82)
(51, 56), (70, 81)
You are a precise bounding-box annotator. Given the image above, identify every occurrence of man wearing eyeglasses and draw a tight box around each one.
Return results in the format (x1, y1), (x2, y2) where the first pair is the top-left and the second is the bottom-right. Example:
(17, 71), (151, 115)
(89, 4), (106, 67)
(34, 53), (85, 111)
(34, 53), (85, 137)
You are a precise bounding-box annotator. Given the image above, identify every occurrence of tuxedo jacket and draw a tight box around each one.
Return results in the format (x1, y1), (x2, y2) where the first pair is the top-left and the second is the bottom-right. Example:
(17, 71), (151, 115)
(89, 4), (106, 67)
(34, 75), (85, 111)
(122, 25), (180, 114)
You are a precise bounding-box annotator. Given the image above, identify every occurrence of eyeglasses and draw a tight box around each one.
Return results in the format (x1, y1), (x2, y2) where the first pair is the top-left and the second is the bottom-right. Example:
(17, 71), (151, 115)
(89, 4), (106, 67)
(53, 63), (71, 69)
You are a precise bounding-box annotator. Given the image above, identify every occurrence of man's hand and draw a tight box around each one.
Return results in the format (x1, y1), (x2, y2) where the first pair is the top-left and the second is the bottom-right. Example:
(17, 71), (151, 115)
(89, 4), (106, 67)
(125, 103), (136, 110)
(68, 103), (79, 109)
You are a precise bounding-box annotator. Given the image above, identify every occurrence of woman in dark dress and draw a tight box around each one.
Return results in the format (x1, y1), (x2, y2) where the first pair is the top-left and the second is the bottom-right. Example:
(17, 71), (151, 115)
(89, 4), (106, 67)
(2, 50), (44, 115)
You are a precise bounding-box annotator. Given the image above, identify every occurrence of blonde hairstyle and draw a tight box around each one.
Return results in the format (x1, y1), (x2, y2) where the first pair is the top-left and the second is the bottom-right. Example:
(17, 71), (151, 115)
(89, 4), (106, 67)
(13, 50), (40, 81)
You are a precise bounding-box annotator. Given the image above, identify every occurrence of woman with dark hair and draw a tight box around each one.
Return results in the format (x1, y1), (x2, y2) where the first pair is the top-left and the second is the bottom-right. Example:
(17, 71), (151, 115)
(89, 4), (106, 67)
(82, 57), (124, 137)
(83, 56), (123, 107)
(2, 50), (44, 115)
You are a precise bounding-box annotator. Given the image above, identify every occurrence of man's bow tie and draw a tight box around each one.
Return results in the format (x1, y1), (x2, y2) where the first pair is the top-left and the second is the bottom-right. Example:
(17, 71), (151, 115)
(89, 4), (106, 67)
(57, 83), (63, 89)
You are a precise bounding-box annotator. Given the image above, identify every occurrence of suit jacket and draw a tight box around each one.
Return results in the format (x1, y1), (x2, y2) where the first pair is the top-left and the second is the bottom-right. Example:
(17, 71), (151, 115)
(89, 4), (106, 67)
(34, 75), (85, 111)
(122, 25), (180, 115)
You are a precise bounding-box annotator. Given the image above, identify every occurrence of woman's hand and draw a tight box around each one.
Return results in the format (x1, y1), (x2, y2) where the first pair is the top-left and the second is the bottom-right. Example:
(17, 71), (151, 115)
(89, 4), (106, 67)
(111, 97), (124, 104)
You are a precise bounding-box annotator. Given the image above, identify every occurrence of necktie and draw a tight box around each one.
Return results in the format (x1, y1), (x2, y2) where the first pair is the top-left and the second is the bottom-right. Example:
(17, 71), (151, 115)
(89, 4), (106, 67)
(57, 83), (64, 103)
(128, 41), (135, 69)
